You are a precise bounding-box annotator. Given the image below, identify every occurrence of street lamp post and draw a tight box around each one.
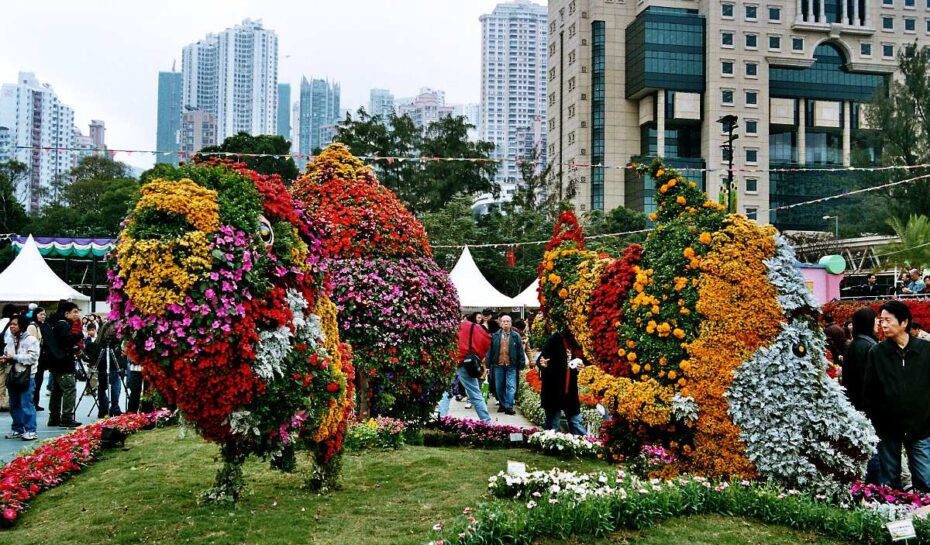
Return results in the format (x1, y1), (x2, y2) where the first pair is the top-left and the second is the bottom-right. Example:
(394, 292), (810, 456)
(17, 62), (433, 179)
(823, 215), (839, 239)
(718, 115), (739, 214)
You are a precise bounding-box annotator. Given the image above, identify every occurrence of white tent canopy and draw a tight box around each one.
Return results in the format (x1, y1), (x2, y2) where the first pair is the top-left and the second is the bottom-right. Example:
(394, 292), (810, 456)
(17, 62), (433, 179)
(511, 279), (540, 308)
(448, 246), (515, 309)
(0, 235), (90, 302)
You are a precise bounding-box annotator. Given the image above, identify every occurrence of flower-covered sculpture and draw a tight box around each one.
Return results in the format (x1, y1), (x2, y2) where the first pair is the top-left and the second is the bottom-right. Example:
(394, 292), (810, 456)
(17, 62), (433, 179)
(292, 144), (459, 423)
(108, 161), (354, 500)
(537, 159), (876, 495)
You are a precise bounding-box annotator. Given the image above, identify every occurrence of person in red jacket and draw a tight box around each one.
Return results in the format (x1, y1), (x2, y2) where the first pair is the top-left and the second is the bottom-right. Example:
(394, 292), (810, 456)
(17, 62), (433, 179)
(438, 312), (492, 422)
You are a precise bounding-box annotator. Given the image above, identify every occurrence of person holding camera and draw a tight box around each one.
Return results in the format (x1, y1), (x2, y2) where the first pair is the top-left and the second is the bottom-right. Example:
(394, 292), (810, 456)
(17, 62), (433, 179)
(3, 316), (40, 441)
(536, 329), (587, 435)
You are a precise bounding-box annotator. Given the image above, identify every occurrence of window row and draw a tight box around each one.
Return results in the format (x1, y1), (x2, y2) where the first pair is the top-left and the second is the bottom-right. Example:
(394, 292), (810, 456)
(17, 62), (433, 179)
(881, 0), (930, 8)
(881, 15), (930, 31)
(721, 89), (760, 106)
(721, 2), (781, 22)
(721, 60), (759, 77)
(722, 147), (761, 165)
(721, 31), (789, 50)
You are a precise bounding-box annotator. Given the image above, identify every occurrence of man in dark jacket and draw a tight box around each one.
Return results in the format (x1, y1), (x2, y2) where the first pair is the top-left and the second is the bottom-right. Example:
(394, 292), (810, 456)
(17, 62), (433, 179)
(486, 314), (526, 415)
(46, 302), (84, 428)
(536, 329), (587, 436)
(863, 300), (930, 492)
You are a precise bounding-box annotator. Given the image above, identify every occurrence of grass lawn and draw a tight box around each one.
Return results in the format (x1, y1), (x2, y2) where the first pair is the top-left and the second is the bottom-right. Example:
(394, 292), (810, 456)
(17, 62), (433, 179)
(6, 427), (853, 545)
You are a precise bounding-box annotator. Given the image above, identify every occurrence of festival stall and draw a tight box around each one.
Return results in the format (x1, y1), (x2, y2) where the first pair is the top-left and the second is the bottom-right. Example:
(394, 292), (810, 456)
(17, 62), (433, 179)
(0, 235), (90, 307)
(449, 245), (515, 310)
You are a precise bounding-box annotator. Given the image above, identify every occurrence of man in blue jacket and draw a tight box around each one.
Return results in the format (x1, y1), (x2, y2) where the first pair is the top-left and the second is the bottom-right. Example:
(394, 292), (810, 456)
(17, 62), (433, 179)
(486, 314), (526, 415)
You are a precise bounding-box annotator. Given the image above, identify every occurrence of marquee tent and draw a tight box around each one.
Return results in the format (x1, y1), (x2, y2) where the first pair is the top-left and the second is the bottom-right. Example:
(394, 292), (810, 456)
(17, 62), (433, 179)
(0, 235), (90, 302)
(448, 246), (515, 309)
(511, 279), (540, 308)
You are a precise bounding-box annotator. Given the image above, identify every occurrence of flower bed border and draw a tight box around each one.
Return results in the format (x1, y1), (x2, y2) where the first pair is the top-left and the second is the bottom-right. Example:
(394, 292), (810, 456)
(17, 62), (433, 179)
(0, 409), (171, 527)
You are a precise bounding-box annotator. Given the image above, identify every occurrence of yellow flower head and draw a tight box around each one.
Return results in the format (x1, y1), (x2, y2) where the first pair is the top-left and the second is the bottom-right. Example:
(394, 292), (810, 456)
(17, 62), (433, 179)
(699, 232), (712, 245)
(676, 196), (687, 205)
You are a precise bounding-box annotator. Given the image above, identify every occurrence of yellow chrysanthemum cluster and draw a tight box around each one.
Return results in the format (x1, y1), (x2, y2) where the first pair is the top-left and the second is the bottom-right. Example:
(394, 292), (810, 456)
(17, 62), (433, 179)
(133, 178), (220, 233)
(304, 142), (374, 183)
(116, 232), (213, 316)
(566, 257), (609, 364)
(579, 366), (672, 427)
(312, 296), (351, 442)
(681, 216), (782, 479)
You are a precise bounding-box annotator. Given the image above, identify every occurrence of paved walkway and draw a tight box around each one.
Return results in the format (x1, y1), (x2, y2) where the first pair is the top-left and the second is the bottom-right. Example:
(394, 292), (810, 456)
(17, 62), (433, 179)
(443, 395), (535, 428)
(0, 380), (108, 464)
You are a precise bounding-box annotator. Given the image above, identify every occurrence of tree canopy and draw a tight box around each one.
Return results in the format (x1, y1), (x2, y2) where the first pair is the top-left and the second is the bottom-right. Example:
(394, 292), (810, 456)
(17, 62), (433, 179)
(199, 133), (299, 182)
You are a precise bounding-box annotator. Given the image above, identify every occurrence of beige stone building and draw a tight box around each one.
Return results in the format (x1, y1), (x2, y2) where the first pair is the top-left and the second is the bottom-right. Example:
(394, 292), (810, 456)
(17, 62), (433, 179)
(548, 0), (928, 230)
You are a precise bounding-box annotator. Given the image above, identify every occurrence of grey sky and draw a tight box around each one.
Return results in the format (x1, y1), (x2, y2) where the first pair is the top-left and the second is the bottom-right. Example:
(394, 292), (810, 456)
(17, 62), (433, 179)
(0, 0), (515, 170)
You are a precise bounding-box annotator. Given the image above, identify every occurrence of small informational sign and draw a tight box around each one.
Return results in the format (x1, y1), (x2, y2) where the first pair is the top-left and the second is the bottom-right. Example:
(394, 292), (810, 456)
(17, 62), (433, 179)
(506, 461), (527, 476)
(509, 432), (524, 443)
(886, 519), (917, 541)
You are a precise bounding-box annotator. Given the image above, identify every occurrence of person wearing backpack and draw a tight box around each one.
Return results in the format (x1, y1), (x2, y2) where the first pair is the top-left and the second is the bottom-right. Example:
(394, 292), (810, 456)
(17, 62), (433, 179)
(45, 302), (84, 428)
(438, 312), (492, 423)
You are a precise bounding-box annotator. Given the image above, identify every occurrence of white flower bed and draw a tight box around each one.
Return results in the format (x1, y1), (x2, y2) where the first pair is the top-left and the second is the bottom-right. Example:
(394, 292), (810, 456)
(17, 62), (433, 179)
(527, 430), (603, 459)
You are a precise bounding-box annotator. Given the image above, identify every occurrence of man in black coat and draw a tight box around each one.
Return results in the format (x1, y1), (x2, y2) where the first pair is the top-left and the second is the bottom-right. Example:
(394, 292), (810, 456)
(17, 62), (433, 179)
(46, 302), (84, 428)
(863, 300), (930, 492)
(536, 329), (587, 435)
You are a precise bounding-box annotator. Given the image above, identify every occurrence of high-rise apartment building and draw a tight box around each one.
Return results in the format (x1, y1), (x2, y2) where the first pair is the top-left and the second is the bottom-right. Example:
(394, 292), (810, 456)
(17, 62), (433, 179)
(397, 88), (454, 130)
(277, 83), (291, 141)
(0, 72), (77, 212)
(480, 0), (549, 198)
(89, 120), (106, 149)
(298, 77), (340, 155)
(180, 111), (218, 156)
(156, 71), (183, 165)
(452, 103), (482, 141)
(369, 88), (395, 117)
(181, 18), (278, 146)
(0, 126), (11, 163)
(548, 1), (913, 230)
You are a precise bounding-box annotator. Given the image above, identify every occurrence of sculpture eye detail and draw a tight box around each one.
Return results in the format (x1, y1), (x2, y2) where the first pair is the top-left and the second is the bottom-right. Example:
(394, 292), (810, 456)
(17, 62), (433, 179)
(259, 216), (274, 248)
(792, 342), (807, 358)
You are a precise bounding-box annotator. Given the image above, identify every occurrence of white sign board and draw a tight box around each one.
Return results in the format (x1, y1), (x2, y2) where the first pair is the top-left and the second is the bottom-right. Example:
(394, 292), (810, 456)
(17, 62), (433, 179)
(887, 519), (917, 541)
(506, 461), (527, 476)
(509, 432), (524, 443)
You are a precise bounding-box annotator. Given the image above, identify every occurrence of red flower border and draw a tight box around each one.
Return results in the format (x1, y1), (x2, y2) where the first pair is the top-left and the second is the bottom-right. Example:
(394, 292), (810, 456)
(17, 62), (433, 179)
(0, 410), (171, 527)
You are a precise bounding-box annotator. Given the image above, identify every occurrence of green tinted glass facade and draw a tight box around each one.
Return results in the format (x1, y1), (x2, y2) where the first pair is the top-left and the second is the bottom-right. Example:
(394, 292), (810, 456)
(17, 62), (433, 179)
(591, 20), (606, 211)
(625, 8), (705, 99)
(770, 43), (885, 102)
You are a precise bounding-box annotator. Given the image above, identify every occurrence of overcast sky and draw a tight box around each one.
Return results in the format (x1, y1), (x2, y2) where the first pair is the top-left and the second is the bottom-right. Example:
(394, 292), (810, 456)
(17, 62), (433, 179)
(0, 0), (518, 170)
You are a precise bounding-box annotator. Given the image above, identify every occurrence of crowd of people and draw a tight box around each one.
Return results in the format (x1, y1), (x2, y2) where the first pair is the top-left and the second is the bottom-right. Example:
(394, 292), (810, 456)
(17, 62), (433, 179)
(0, 302), (145, 443)
(841, 300), (930, 492)
(438, 309), (588, 436)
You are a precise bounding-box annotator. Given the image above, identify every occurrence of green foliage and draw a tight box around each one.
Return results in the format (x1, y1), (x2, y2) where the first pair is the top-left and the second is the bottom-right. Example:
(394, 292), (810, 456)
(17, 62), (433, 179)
(170, 162), (264, 234)
(867, 42), (930, 220)
(343, 418), (407, 452)
(584, 206), (648, 255)
(199, 132), (299, 182)
(29, 156), (140, 237)
(883, 214), (930, 269)
(335, 108), (497, 214)
(0, 160), (30, 233)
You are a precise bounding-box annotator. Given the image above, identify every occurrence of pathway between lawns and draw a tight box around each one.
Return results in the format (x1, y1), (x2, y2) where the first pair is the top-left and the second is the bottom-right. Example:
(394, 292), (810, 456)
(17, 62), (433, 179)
(443, 395), (535, 428)
(0, 381), (107, 464)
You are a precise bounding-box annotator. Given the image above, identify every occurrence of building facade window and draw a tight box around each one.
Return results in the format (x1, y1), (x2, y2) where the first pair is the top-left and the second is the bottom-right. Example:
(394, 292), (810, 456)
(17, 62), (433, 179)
(746, 62), (758, 77)
(722, 2), (735, 17)
(883, 16), (894, 30)
(591, 20), (605, 211)
(746, 207), (758, 220)
(769, 6), (782, 21)
(723, 31), (735, 46)
(861, 42), (872, 56)
(906, 0), (915, 7)
(882, 0), (893, 6)
(884, 43), (895, 57)
(746, 5), (758, 20)
(722, 60), (735, 75)
(745, 33), (758, 48)
(746, 119), (759, 134)
(745, 178), (759, 192)
(722, 89), (735, 104)
(906, 17), (917, 31)
(746, 148), (759, 163)
(746, 90), (758, 105)
(792, 37), (804, 51)
(769, 35), (781, 50)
